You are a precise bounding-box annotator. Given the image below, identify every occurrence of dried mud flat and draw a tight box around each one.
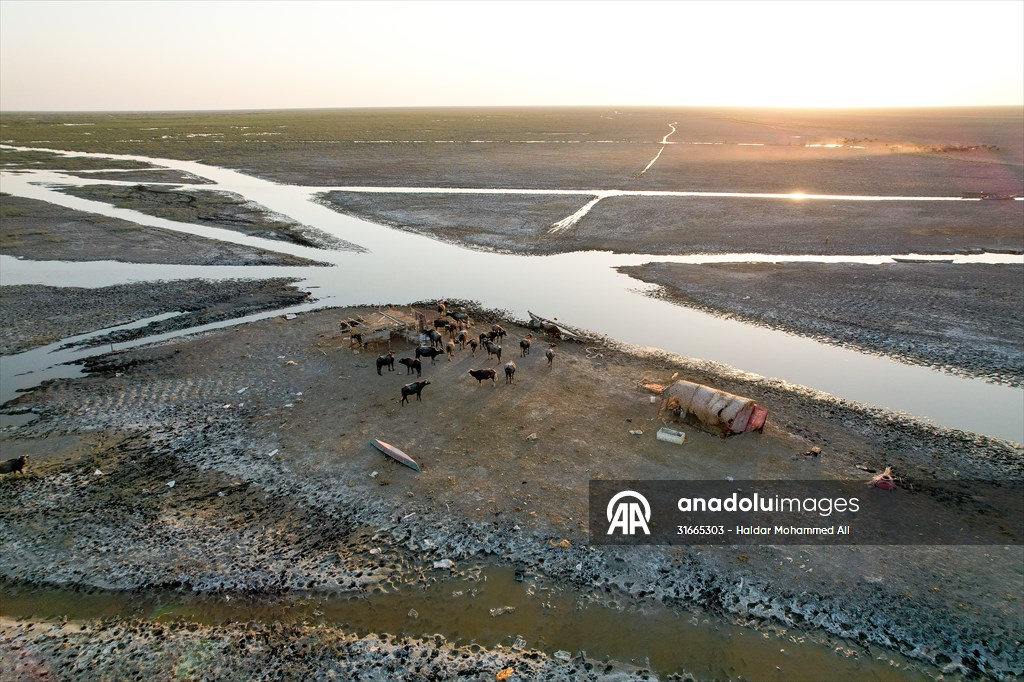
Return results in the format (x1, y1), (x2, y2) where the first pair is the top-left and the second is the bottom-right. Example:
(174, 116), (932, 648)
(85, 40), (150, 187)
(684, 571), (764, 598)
(0, 279), (310, 356)
(1, 300), (1022, 679)
(0, 194), (320, 267)
(620, 262), (1024, 387)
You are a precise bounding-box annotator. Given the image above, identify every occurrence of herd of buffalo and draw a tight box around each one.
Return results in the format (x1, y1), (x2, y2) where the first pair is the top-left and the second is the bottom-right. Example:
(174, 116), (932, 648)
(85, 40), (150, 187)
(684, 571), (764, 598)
(370, 303), (557, 406)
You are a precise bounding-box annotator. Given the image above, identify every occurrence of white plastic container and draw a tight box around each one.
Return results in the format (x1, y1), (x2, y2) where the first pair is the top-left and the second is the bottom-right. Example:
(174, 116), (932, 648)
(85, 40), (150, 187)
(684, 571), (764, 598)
(656, 427), (686, 445)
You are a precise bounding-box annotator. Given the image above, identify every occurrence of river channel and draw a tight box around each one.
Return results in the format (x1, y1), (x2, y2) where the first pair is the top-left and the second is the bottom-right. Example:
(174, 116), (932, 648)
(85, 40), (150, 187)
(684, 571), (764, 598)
(1, 146), (1021, 442)
(0, 565), (930, 681)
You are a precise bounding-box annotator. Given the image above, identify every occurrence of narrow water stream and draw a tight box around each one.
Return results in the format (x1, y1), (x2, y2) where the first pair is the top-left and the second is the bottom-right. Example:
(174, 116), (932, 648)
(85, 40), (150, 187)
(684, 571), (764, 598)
(0, 566), (931, 681)
(1, 148), (1021, 441)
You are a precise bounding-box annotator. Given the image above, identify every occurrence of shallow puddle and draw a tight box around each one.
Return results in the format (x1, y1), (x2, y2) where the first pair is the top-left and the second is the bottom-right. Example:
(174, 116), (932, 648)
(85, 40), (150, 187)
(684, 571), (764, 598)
(0, 566), (933, 681)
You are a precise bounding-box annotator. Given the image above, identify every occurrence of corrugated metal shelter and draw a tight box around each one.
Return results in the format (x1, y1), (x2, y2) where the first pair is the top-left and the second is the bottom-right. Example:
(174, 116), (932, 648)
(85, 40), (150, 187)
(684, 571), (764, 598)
(663, 380), (768, 436)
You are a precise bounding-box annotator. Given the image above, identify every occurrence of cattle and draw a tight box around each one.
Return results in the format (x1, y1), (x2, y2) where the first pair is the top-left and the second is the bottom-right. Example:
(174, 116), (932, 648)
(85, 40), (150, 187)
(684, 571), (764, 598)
(469, 339), (479, 355)
(446, 340), (456, 361)
(520, 334), (533, 357)
(546, 345), (556, 367)
(424, 329), (444, 350)
(399, 357), (422, 377)
(489, 324), (507, 342)
(468, 369), (497, 386)
(400, 380), (431, 406)
(543, 323), (562, 339)
(504, 361), (516, 384)
(376, 351), (395, 375)
(416, 346), (445, 364)
(484, 341), (502, 363)
(0, 456), (27, 476)
(447, 311), (470, 323)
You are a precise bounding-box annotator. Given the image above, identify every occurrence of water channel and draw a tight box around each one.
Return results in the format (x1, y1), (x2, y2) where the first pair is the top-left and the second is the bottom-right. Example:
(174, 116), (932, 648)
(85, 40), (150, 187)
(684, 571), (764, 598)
(1, 147), (1021, 442)
(0, 566), (931, 681)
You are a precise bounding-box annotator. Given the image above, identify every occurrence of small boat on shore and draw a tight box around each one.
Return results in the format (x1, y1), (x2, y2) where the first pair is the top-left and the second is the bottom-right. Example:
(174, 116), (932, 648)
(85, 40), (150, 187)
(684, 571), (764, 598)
(892, 257), (955, 264)
(371, 438), (421, 472)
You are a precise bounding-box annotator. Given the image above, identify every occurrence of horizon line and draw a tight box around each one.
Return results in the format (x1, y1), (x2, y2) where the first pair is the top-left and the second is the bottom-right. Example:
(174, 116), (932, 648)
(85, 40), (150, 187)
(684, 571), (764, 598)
(3, 103), (1024, 115)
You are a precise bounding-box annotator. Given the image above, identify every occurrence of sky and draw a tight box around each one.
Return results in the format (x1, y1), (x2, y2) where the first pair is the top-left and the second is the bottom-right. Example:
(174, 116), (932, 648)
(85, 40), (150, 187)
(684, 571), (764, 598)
(1, 0), (1022, 111)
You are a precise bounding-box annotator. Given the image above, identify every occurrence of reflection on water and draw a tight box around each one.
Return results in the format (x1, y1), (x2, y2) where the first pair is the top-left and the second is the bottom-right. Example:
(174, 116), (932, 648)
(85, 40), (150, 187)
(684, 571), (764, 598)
(0, 148), (1021, 442)
(0, 566), (931, 681)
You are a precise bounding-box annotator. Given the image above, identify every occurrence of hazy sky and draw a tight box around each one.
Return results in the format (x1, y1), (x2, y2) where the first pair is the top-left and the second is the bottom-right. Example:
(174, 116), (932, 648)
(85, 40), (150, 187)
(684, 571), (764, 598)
(2, 0), (1022, 111)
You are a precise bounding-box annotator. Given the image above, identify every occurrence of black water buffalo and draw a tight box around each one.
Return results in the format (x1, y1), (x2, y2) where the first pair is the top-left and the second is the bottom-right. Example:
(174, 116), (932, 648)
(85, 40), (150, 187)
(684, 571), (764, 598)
(400, 380), (431, 406)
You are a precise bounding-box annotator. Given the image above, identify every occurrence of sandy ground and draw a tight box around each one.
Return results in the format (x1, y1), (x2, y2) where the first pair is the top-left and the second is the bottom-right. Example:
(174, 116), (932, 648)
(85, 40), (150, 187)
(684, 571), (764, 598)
(619, 262), (1024, 387)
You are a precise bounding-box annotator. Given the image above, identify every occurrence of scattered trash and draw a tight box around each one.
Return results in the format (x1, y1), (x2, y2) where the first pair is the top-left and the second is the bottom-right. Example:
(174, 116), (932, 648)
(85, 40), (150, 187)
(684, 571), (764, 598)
(284, 360), (297, 366)
(649, 395), (657, 403)
(237, 386), (249, 394)
(637, 379), (668, 395)
(628, 429), (644, 436)
(369, 548), (381, 555)
(803, 446), (822, 457)
(370, 471), (379, 478)
(166, 480), (175, 488)
(433, 559), (454, 570)
(549, 539), (571, 548)
(217, 491), (226, 497)
(656, 427), (685, 445)
(268, 449), (279, 457)
(513, 636), (527, 649)
(526, 432), (538, 442)
(284, 314), (297, 320)
(407, 608), (419, 619)
(725, 475), (735, 481)
(222, 404), (232, 409)
(284, 403), (294, 408)
(870, 466), (896, 490)
(553, 650), (572, 662)
(489, 606), (516, 617)
(93, 469), (103, 476)
(496, 667), (514, 681)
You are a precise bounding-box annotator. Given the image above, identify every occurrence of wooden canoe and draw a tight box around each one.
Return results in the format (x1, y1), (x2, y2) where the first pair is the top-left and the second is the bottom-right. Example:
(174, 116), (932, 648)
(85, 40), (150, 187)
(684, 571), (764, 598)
(371, 438), (421, 472)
